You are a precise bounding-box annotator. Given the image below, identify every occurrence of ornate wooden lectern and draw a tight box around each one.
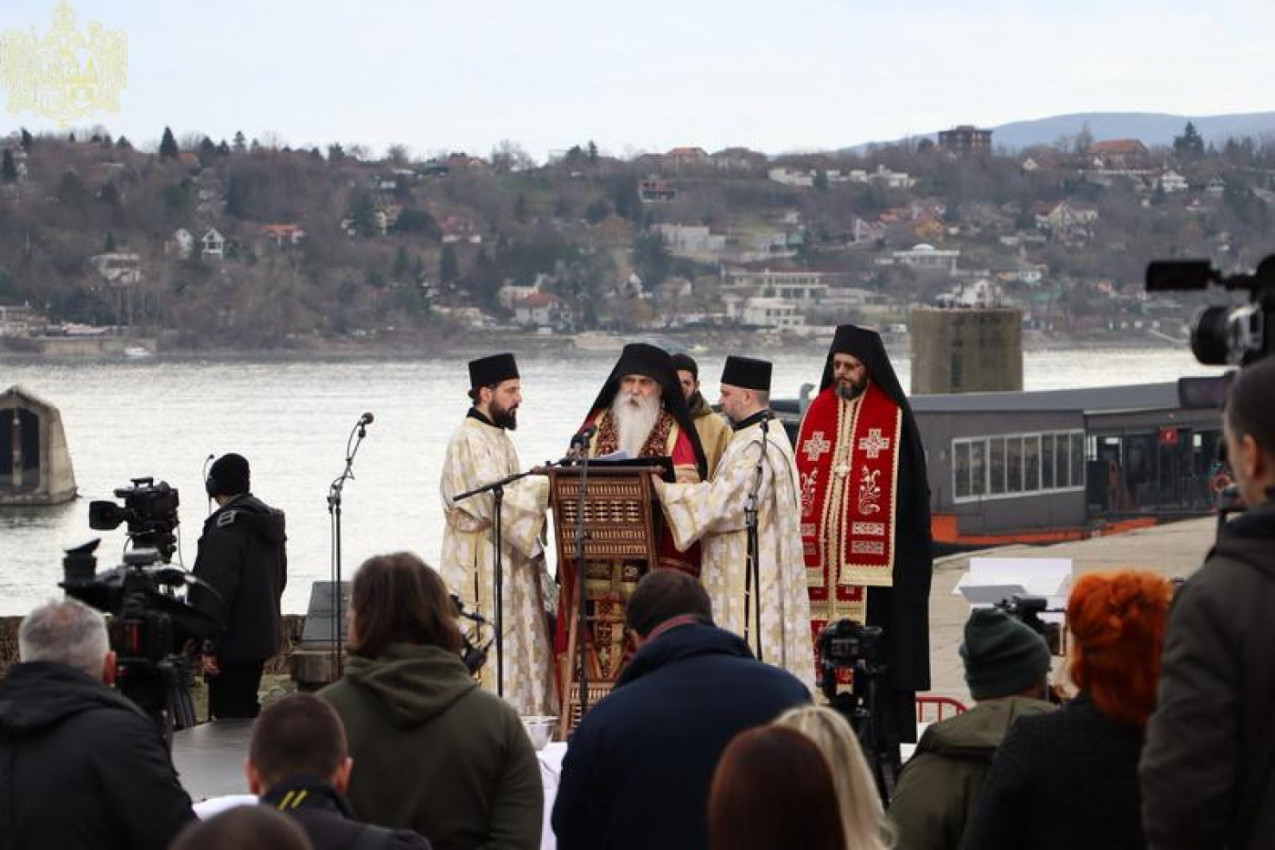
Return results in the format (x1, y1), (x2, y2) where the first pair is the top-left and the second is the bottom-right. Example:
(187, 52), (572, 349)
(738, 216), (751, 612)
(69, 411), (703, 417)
(547, 463), (666, 737)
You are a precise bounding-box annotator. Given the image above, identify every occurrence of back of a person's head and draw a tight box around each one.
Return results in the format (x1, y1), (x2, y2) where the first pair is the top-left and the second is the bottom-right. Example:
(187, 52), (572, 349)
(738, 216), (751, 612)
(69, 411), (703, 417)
(959, 607), (1051, 701)
(1068, 570), (1173, 726)
(349, 551), (461, 658)
(708, 725), (846, 850)
(18, 598), (108, 679)
(625, 568), (714, 638)
(775, 706), (888, 850)
(1225, 357), (1275, 455)
(171, 806), (312, 850)
(249, 693), (346, 788)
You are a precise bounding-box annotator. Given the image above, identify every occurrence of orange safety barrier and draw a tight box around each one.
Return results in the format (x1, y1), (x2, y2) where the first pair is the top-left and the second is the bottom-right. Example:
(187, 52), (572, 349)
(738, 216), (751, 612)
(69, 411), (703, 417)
(917, 695), (968, 723)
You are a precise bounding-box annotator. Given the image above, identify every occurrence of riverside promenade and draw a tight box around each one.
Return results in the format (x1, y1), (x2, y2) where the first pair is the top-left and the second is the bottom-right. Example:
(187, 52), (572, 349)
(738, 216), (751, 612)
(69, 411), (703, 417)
(925, 516), (1216, 703)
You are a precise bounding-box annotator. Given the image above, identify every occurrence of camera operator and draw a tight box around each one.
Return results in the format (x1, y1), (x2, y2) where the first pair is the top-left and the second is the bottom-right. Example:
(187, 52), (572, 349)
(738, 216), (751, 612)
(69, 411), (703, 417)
(1141, 358), (1275, 850)
(189, 452), (288, 719)
(0, 599), (195, 850)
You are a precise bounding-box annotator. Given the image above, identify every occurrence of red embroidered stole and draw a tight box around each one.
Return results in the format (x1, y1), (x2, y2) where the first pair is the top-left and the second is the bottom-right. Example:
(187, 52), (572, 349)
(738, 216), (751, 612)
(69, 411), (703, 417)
(797, 383), (903, 629)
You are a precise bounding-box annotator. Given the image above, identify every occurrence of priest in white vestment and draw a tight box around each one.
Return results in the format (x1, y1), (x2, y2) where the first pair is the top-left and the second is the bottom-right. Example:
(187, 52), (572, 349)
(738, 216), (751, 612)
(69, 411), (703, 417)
(652, 355), (815, 687)
(439, 352), (558, 715)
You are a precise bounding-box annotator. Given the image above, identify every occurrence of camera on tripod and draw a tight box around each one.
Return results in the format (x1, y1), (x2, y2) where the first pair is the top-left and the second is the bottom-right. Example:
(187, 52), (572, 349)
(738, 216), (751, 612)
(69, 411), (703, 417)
(63, 476), (222, 739)
(89, 477), (181, 563)
(1146, 253), (1275, 367)
(450, 593), (494, 676)
(817, 619), (898, 806)
(994, 594), (1065, 656)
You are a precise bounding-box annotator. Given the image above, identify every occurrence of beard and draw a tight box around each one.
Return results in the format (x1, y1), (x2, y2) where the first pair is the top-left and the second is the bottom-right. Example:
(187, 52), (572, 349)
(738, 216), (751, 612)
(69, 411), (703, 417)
(837, 380), (866, 401)
(490, 399), (518, 430)
(610, 391), (661, 456)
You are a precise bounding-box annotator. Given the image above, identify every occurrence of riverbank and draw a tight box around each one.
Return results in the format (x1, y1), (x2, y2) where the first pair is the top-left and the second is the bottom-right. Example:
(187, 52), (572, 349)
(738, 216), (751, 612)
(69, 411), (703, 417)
(0, 326), (1189, 361)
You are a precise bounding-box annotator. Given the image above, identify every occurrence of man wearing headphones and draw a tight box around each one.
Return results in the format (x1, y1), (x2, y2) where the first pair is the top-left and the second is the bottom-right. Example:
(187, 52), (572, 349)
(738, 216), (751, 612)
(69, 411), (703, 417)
(190, 453), (288, 719)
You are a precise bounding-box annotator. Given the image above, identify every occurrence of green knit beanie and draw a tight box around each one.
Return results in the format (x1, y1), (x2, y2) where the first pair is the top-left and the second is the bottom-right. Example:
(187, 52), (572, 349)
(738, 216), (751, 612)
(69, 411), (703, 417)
(959, 607), (1051, 700)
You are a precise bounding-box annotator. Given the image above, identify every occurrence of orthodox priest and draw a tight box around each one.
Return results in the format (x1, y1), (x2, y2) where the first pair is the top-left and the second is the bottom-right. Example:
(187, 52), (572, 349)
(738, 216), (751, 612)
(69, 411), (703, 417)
(653, 356), (815, 687)
(555, 342), (708, 697)
(439, 352), (557, 716)
(796, 324), (933, 743)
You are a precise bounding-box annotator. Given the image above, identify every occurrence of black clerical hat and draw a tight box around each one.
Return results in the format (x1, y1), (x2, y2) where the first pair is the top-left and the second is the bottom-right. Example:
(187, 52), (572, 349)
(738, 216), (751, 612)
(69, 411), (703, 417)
(721, 355), (772, 391)
(468, 353), (519, 389)
(671, 352), (699, 378)
(613, 343), (673, 384)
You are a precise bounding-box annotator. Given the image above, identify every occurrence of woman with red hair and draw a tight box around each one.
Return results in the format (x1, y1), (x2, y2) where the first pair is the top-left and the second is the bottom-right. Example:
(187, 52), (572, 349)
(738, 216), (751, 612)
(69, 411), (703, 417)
(961, 570), (1172, 850)
(708, 725), (846, 850)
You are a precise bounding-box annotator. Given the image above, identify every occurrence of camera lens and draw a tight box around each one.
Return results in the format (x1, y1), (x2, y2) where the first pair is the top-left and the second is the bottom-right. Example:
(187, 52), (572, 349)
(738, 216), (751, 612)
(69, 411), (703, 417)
(1190, 306), (1233, 366)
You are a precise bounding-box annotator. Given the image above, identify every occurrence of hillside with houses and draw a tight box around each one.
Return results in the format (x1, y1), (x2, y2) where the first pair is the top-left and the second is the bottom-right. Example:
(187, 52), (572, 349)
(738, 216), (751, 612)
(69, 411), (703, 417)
(0, 122), (1271, 350)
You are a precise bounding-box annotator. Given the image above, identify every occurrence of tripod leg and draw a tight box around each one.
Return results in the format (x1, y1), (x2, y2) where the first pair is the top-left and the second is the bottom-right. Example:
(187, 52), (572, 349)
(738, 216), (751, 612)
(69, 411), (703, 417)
(559, 572), (580, 741)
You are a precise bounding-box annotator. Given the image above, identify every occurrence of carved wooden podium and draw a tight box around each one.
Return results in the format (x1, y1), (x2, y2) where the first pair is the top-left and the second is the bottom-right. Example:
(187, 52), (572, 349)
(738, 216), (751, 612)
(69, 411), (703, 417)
(548, 463), (666, 737)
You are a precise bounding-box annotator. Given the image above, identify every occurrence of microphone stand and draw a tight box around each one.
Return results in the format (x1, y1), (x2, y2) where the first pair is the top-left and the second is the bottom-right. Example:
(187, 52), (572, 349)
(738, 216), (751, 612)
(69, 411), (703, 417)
(328, 416), (369, 678)
(453, 457), (575, 698)
(743, 414), (769, 662)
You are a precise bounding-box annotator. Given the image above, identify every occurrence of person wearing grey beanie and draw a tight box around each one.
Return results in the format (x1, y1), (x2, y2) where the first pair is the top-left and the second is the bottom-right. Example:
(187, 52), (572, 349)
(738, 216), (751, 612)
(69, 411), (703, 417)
(887, 607), (1055, 850)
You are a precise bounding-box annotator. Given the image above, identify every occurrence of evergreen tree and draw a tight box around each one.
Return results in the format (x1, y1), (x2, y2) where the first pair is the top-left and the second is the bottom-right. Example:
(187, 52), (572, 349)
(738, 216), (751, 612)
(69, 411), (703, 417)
(393, 245), (410, 280)
(1173, 122), (1205, 159)
(198, 136), (217, 165)
(233, 131), (247, 152)
(813, 170), (830, 191)
(440, 243), (459, 283)
(19, 128), (33, 150)
(116, 136), (132, 150)
(328, 143), (345, 162)
(587, 140), (598, 163)
(159, 126), (179, 159)
(612, 177), (641, 221)
(216, 139), (231, 156)
(2, 150), (17, 182)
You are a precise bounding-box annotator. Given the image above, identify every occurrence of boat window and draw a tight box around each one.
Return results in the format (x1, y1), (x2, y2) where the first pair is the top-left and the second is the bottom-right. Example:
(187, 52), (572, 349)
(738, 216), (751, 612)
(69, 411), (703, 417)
(1042, 434), (1056, 489)
(950, 429), (1086, 502)
(1024, 435), (1041, 491)
(1007, 437), (1024, 493)
(953, 441), (971, 499)
(970, 440), (987, 496)
(989, 437), (1006, 494)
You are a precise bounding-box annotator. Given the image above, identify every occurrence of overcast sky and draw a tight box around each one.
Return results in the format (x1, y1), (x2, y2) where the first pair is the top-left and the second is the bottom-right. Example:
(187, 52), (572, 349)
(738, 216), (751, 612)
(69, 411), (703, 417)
(1, 0), (1271, 160)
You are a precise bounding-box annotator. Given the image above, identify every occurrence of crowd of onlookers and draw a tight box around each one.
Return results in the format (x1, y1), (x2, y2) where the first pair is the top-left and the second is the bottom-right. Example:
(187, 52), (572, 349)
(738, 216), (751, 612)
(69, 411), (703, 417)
(3, 357), (1275, 850)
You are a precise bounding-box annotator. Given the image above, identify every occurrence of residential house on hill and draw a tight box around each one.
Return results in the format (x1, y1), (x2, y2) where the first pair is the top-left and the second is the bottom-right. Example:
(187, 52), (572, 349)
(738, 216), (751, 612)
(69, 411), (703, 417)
(665, 147), (709, 169)
(638, 178), (676, 203)
(1157, 170), (1189, 193)
(652, 223), (727, 257)
(88, 253), (142, 286)
(1088, 139), (1149, 168)
(201, 228), (226, 258)
(261, 223), (306, 247)
(515, 292), (567, 329)
(440, 215), (482, 244)
(710, 147), (767, 173)
(938, 125), (993, 155)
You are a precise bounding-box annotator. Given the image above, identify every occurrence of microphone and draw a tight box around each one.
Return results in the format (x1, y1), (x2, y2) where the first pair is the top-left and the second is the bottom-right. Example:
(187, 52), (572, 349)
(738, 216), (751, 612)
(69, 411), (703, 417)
(451, 593), (488, 624)
(570, 424), (598, 447)
(359, 412), (374, 426)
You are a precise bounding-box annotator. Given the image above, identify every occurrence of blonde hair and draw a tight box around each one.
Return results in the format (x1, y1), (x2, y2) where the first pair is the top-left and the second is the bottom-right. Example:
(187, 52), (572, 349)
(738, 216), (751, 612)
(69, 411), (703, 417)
(775, 705), (893, 850)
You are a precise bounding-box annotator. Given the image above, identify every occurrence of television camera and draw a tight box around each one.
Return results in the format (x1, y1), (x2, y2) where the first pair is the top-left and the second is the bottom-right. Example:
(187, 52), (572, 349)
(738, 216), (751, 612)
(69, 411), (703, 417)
(1147, 253), (1275, 368)
(817, 619), (899, 806)
(994, 594), (1065, 656)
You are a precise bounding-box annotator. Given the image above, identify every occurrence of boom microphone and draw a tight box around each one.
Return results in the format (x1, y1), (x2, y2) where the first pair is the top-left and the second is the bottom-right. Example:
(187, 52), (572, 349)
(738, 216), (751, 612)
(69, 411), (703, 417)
(570, 424), (598, 447)
(359, 412), (374, 426)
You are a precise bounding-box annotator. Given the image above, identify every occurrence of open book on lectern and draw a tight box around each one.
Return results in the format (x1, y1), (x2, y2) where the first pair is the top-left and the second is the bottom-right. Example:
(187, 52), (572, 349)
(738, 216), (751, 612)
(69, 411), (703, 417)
(562, 453), (676, 483)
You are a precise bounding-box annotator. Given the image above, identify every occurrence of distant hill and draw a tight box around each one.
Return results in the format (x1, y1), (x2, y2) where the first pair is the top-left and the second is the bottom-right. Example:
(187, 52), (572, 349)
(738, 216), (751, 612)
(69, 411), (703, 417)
(850, 111), (1275, 152)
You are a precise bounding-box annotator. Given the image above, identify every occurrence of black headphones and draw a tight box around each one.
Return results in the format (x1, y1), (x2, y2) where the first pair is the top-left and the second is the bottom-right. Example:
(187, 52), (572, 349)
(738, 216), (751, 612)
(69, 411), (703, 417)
(203, 454), (218, 497)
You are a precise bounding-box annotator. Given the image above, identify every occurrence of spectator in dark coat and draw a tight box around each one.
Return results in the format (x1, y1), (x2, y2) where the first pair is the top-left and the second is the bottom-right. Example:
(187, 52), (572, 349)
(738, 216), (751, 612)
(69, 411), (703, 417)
(889, 607), (1055, 850)
(962, 571), (1172, 850)
(319, 552), (541, 850)
(189, 452), (288, 719)
(248, 693), (431, 850)
(0, 599), (195, 850)
(1142, 358), (1275, 850)
(552, 570), (810, 850)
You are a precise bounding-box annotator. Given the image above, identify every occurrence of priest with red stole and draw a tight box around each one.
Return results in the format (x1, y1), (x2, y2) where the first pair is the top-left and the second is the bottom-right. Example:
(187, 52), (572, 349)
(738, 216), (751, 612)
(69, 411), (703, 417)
(796, 324), (933, 744)
(555, 343), (708, 691)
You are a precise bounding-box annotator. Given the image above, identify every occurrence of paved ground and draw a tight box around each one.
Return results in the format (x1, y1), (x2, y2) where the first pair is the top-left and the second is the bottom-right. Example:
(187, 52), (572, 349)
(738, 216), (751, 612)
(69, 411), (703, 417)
(925, 516), (1217, 703)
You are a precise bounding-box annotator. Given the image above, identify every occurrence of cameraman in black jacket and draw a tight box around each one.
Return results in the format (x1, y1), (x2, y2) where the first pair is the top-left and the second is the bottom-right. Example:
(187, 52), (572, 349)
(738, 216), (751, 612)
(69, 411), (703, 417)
(0, 599), (195, 850)
(190, 453), (287, 719)
(1141, 358), (1275, 850)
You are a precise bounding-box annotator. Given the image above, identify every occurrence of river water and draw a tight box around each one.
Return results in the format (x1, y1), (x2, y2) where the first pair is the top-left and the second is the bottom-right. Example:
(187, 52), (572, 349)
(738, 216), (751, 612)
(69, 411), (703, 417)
(0, 346), (1224, 615)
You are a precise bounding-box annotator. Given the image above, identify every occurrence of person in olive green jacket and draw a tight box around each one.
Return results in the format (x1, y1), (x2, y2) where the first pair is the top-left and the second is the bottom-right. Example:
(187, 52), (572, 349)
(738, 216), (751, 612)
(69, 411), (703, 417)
(320, 552), (542, 850)
(887, 607), (1055, 850)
